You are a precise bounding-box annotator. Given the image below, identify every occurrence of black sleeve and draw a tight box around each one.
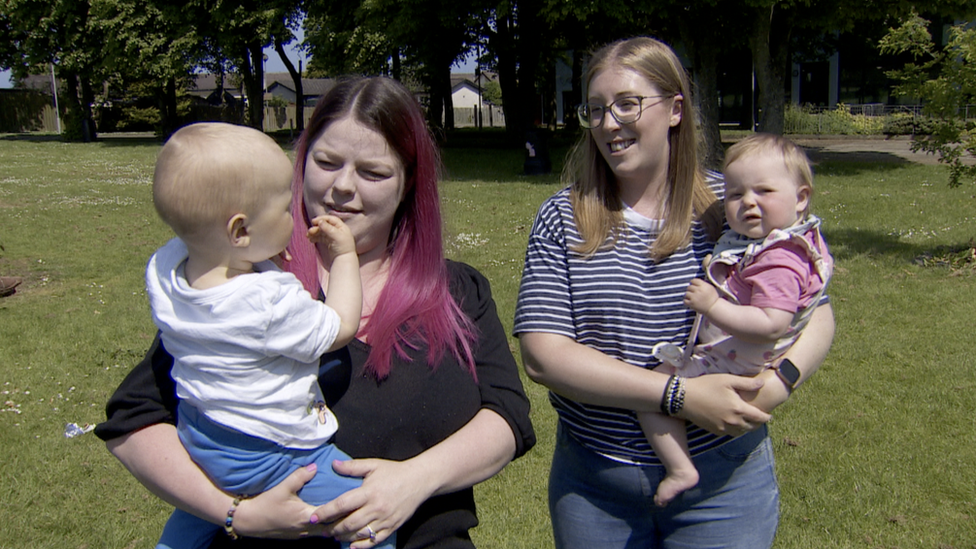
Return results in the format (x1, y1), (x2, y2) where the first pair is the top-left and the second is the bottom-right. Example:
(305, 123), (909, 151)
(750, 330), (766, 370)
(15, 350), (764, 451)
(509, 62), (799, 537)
(448, 261), (536, 459)
(94, 333), (179, 442)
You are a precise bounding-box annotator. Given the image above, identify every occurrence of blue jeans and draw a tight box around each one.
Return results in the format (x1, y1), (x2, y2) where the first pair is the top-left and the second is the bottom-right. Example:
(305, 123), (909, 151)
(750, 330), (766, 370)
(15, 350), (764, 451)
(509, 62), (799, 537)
(156, 404), (395, 549)
(549, 423), (779, 549)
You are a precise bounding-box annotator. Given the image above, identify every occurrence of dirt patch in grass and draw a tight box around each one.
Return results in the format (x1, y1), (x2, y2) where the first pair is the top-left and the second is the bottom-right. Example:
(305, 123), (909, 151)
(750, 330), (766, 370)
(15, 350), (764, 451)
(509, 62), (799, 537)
(914, 240), (976, 274)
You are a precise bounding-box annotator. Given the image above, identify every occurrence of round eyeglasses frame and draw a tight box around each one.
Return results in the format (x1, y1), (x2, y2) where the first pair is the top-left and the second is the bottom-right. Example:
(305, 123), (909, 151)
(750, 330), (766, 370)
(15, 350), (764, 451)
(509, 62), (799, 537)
(576, 94), (674, 129)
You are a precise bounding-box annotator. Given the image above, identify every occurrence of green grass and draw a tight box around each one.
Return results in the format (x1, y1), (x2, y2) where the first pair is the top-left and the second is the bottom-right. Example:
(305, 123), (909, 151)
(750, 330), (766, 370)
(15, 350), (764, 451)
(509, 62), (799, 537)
(1, 133), (975, 548)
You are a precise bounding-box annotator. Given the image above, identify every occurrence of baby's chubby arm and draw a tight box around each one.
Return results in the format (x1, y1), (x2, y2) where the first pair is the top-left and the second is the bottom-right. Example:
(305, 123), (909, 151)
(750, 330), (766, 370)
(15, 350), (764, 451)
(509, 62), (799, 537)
(307, 215), (362, 349)
(684, 279), (793, 344)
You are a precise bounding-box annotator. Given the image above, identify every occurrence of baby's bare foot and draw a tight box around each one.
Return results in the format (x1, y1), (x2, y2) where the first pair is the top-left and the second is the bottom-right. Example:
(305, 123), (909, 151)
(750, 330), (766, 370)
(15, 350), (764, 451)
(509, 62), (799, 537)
(654, 468), (699, 507)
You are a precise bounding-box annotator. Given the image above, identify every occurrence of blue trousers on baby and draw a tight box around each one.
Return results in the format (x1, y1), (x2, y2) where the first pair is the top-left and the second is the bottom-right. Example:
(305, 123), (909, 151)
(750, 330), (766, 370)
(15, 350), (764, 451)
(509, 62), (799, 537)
(156, 404), (395, 549)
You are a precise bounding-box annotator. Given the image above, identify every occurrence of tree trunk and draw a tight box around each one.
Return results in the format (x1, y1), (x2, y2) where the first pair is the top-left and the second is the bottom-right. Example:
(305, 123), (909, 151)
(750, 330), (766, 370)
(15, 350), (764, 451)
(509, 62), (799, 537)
(749, 5), (790, 135)
(428, 75), (445, 132)
(61, 72), (95, 142)
(491, 11), (521, 140)
(439, 63), (455, 131)
(275, 36), (304, 133)
(158, 77), (179, 138)
(79, 76), (97, 142)
(563, 49), (583, 133)
(515, 0), (543, 137)
(240, 41), (265, 131)
(679, 16), (724, 169)
(391, 47), (401, 81)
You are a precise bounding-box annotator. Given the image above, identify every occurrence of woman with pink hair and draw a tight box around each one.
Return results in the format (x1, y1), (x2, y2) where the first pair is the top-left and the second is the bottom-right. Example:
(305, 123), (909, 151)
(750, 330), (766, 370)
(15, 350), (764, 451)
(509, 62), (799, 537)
(96, 76), (535, 549)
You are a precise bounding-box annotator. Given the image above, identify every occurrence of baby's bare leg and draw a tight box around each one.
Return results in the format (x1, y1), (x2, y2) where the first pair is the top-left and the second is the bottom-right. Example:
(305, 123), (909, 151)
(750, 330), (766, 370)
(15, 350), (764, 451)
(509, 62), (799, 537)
(637, 411), (700, 507)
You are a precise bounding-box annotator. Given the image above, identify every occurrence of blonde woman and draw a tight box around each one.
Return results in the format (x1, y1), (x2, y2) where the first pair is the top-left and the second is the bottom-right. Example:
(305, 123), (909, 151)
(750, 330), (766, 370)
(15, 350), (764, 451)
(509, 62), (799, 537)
(515, 37), (834, 548)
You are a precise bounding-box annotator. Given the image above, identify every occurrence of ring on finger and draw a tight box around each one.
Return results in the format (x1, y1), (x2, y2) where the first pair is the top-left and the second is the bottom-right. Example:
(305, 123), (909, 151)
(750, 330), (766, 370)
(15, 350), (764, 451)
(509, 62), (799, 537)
(366, 524), (377, 542)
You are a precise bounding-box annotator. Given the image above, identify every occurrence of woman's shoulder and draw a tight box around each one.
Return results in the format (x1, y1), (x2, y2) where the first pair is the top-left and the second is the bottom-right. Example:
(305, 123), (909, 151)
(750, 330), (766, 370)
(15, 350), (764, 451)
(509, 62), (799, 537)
(543, 185), (573, 208)
(446, 260), (490, 295)
(445, 260), (497, 318)
(704, 169), (725, 199)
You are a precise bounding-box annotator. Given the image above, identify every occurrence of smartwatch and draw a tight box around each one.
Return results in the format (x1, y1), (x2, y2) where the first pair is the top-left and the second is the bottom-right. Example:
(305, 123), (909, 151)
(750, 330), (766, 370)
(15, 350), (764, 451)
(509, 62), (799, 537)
(775, 358), (801, 392)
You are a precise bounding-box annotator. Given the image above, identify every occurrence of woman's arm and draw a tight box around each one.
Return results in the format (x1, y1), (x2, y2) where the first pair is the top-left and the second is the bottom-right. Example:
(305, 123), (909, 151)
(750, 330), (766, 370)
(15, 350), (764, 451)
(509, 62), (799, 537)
(107, 423), (325, 539)
(745, 303), (835, 413)
(312, 408), (516, 548)
(315, 263), (529, 548)
(520, 332), (770, 436)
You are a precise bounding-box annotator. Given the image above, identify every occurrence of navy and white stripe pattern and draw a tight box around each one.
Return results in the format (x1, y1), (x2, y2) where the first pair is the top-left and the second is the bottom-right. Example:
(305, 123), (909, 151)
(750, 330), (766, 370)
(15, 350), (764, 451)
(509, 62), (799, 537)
(514, 177), (731, 465)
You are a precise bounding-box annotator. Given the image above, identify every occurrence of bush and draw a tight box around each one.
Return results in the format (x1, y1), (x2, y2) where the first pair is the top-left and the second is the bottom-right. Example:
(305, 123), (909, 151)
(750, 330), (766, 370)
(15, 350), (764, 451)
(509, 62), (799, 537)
(785, 104), (884, 135)
(881, 112), (938, 135)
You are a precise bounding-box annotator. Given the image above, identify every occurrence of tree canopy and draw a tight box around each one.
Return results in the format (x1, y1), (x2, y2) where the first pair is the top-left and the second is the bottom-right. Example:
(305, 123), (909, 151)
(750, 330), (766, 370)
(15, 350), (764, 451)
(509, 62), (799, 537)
(4, 0), (976, 147)
(881, 11), (976, 187)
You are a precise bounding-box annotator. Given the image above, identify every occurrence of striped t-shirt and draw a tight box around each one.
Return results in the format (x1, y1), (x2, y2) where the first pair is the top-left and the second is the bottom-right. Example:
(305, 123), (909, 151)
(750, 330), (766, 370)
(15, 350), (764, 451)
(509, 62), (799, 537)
(513, 179), (732, 465)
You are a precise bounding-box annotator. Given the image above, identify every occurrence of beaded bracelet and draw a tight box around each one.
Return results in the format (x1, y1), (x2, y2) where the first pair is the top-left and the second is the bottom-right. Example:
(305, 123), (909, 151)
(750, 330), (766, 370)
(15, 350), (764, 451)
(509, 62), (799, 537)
(660, 374), (686, 417)
(661, 375), (676, 414)
(224, 496), (246, 540)
(668, 376), (686, 416)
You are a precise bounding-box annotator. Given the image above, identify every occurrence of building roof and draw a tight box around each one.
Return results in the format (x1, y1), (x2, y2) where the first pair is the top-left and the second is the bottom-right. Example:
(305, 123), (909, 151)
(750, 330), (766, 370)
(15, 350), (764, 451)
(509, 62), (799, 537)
(14, 74), (57, 94)
(190, 72), (334, 99)
(264, 73), (335, 97)
(450, 70), (497, 92)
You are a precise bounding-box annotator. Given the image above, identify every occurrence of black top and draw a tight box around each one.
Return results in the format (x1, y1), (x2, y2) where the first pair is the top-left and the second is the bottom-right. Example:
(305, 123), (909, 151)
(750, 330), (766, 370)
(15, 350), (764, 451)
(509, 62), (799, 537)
(96, 261), (536, 549)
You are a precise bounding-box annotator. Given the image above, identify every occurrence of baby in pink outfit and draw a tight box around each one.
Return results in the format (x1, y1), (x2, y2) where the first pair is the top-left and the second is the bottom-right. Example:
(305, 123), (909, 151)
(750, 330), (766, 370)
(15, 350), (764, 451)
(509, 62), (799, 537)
(639, 133), (833, 507)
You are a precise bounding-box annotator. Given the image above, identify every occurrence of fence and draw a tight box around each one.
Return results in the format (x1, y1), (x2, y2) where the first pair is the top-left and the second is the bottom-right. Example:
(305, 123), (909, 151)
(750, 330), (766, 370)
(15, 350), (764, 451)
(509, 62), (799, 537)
(451, 105), (506, 128)
(263, 105), (507, 132)
(264, 105), (313, 133)
(0, 101), (501, 135)
(0, 90), (60, 133)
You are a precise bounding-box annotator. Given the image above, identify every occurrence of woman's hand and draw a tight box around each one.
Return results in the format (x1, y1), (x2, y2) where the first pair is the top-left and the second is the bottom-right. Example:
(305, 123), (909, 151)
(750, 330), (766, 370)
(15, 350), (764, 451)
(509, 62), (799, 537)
(232, 465), (325, 539)
(312, 458), (431, 548)
(107, 424), (325, 541)
(678, 373), (771, 436)
(311, 409), (516, 549)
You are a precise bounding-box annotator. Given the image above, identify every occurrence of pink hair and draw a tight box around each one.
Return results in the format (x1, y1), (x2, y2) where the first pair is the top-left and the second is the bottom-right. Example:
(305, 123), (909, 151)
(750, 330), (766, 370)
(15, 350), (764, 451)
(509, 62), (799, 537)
(285, 77), (476, 380)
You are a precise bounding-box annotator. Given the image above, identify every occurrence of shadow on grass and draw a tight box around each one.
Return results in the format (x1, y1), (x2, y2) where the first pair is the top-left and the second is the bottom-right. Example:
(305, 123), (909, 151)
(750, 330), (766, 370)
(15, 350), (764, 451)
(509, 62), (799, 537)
(1, 133), (63, 142)
(0, 132), (167, 147)
(805, 152), (934, 184)
(97, 133), (165, 147)
(823, 226), (973, 265)
(805, 151), (915, 174)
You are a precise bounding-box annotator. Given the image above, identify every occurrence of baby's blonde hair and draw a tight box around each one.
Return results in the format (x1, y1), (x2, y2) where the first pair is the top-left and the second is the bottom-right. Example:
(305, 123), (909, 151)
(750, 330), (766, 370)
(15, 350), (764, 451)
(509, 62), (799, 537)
(152, 122), (293, 239)
(723, 133), (814, 214)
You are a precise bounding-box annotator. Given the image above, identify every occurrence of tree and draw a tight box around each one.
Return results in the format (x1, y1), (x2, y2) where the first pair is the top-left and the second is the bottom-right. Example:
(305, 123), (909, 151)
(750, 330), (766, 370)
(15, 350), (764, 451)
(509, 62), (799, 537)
(304, 0), (479, 131)
(484, 0), (553, 139)
(671, 1), (750, 167)
(539, 0), (650, 132)
(881, 12), (976, 187)
(2, 0), (106, 141)
(93, 0), (206, 136)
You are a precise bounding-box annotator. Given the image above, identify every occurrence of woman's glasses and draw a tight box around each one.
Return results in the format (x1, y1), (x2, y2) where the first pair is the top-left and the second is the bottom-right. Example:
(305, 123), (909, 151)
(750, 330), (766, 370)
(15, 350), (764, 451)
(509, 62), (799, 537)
(576, 95), (673, 129)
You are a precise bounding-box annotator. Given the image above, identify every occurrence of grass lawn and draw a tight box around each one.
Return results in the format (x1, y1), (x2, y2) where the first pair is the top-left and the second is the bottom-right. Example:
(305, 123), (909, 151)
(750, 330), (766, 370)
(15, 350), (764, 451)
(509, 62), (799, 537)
(1, 132), (974, 549)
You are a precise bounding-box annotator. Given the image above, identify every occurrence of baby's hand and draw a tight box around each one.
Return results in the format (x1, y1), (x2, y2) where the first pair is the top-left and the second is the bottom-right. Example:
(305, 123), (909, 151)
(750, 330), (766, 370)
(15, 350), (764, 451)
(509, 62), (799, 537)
(307, 215), (357, 257)
(684, 278), (719, 314)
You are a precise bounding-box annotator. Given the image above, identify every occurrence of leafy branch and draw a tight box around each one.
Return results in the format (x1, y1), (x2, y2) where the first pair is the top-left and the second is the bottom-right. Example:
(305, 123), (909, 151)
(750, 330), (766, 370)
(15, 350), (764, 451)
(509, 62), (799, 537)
(880, 12), (976, 188)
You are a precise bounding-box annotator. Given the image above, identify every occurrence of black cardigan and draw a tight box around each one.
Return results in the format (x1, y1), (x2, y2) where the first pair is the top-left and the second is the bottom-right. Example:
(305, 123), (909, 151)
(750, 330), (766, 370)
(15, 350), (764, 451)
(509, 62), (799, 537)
(96, 261), (536, 549)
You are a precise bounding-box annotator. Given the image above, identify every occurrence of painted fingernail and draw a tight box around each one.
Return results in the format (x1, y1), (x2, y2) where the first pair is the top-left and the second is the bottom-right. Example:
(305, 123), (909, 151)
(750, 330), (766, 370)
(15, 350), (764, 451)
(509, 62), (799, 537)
(309, 514), (319, 524)
(307, 463), (318, 473)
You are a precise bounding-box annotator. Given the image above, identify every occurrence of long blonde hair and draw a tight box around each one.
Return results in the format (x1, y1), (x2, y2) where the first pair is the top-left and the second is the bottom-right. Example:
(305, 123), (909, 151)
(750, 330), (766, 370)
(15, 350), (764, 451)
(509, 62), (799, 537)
(566, 37), (721, 259)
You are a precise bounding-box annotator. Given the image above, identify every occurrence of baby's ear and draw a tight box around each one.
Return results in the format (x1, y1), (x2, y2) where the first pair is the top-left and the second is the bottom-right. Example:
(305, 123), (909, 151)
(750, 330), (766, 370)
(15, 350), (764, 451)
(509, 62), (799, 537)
(796, 185), (811, 214)
(227, 214), (250, 247)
